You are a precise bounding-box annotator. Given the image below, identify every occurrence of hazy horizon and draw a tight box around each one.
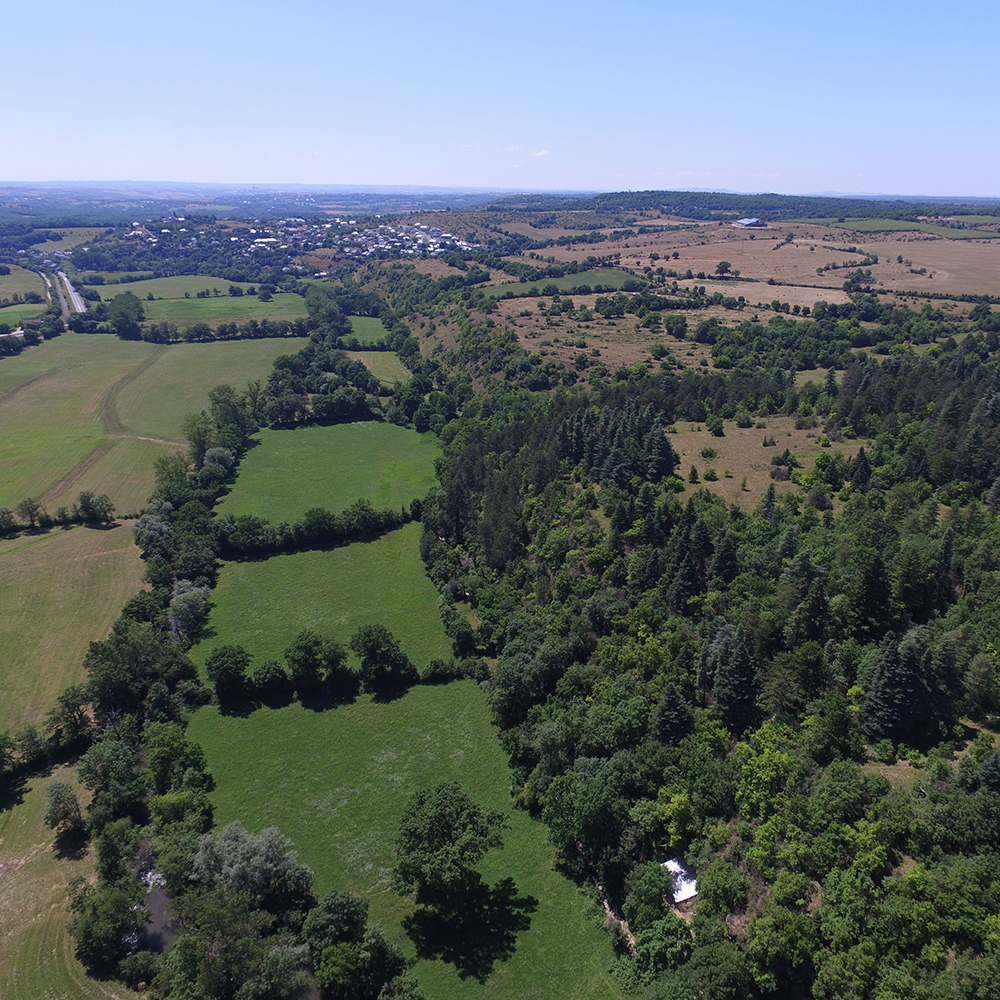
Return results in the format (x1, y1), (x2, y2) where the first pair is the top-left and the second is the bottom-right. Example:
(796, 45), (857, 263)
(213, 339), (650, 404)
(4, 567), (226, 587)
(5, 0), (997, 198)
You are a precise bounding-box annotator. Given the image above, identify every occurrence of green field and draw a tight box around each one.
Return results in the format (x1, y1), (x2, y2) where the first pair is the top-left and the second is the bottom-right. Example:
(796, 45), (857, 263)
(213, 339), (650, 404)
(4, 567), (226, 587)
(0, 764), (140, 1000)
(0, 303), (48, 326)
(0, 264), (47, 302)
(190, 522), (449, 670)
(0, 334), (293, 512)
(188, 684), (621, 1000)
(485, 268), (634, 297)
(827, 219), (1000, 238)
(347, 315), (388, 344)
(349, 349), (411, 384)
(216, 423), (439, 523)
(84, 275), (256, 298)
(0, 522), (145, 731)
(142, 291), (309, 327)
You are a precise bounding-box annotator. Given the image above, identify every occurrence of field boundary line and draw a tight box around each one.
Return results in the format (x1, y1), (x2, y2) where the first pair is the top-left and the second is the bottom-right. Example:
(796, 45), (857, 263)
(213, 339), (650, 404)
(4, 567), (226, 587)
(98, 345), (167, 435)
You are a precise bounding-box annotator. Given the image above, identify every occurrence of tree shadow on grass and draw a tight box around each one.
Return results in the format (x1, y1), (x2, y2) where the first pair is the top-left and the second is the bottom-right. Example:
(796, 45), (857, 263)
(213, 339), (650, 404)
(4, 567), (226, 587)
(403, 877), (538, 983)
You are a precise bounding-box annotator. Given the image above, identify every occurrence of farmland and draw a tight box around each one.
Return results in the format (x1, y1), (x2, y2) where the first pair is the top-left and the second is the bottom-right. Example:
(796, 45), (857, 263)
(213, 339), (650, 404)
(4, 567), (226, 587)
(0, 765), (140, 1000)
(0, 522), (145, 731)
(216, 423), (439, 523)
(190, 522), (448, 670)
(188, 683), (622, 1000)
(142, 290), (308, 327)
(346, 314), (387, 343)
(0, 334), (294, 512)
(0, 263), (47, 301)
(349, 349), (411, 383)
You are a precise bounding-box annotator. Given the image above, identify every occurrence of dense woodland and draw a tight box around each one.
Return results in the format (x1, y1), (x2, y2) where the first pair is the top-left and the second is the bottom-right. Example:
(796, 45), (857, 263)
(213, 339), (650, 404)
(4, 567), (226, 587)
(6, 202), (1000, 998)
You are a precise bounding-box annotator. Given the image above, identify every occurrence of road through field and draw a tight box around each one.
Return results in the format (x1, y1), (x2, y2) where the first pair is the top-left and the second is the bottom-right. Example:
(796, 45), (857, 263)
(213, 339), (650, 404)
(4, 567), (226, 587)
(58, 271), (86, 313)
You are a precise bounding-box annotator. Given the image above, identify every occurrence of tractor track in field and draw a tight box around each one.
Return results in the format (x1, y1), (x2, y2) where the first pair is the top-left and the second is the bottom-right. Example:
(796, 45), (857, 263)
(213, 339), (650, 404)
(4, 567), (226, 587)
(39, 347), (176, 506)
(0, 365), (69, 407)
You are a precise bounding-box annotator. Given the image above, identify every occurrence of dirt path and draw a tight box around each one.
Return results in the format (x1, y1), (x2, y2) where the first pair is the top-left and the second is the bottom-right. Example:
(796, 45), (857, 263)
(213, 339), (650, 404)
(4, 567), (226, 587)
(0, 365), (69, 407)
(40, 440), (117, 505)
(98, 344), (167, 435)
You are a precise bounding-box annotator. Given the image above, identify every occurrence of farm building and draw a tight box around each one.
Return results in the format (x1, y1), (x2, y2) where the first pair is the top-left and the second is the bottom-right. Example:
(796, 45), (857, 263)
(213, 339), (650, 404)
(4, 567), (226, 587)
(734, 217), (767, 228)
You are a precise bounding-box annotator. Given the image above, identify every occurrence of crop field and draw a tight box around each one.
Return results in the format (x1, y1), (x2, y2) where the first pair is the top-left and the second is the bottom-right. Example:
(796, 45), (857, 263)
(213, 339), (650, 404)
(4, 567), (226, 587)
(349, 349), (411, 383)
(0, 334), (292, 511)
(0, 522), (144, 730)
(141, 290), (308, 327)
(0, 264), (47, 301)
(190, 521), (448, 670)
(346, 314), (387, 344)
(829, 219), (1000, 238)
(0, 764), (140, 1000)
(216, 422), (439, 523)
(188, 683), (621, 1000)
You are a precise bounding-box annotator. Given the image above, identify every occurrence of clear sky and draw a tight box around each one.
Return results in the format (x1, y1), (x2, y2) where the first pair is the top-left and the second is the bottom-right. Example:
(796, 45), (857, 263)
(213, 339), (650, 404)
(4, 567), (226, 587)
(4, 0), (997, 197)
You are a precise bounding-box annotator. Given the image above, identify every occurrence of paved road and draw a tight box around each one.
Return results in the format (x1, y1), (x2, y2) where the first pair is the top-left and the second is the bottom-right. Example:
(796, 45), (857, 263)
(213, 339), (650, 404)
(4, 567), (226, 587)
(58, 271), (86, 313)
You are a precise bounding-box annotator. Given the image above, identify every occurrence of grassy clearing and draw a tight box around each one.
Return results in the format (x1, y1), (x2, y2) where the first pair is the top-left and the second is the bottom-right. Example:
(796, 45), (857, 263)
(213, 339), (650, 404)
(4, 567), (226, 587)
(217, 423), (439, 523)
(347, 315), (387, 344)
(142, 292), (308, 327)
(85, 275), (256, 298)
(190, 522), (449, 671)
(484, 268), (632, 298)
(32, 227), (106, 251)
(0, 264), (47, 301)
(0, 765), (140, 1000)
(188, 682), (622, 1000)
(0, 522), (144, 731)
(349, 350), (410, 384)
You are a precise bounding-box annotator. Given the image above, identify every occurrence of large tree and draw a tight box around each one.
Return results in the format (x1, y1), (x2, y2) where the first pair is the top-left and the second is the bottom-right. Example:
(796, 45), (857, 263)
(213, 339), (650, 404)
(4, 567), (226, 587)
(393, 782), (507, 910)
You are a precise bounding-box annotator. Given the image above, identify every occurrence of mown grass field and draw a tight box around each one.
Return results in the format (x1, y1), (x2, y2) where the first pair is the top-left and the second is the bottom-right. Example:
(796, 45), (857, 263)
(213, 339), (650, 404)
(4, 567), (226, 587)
(347, 315), (387, 344)
(0, 522), (145, 731)
(0, 264), (47, 301)
(0, 765), (141, 1000)
(142, 291), (308, 327)
(80, 275), (256, 298)
(188, 684), (622, 1000)
(0, 303), (48, 326)
(216, 423), (439, 523)
(348, 350), (411, 384)
(829, 219), (1000, 238)
(190, 522), (448, 670)
(0, 334), (293, 511)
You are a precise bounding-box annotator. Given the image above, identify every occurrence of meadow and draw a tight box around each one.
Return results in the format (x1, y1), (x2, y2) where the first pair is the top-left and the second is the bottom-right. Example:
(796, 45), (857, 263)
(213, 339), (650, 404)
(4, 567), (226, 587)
(188, 684), (622, 1000)
(0, 522), (145, 731)
(349, 349), (411, 383)
(0, 303), (48, 326)
(216, 422), (439, 523)
(190, 522), (448, 670)
(346, 314), (387, 344)
(0, 765), (140, 1000)
(142, 291), (308, 327)
(0, 334), (294, 512)
(0, 264), (47, 301)
(484, 267), (633, 298)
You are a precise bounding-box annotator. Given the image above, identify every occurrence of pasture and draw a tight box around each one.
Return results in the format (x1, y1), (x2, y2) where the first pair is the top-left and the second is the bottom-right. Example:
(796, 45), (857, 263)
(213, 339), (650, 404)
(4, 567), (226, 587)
(0, 765), (140, 1000)
(0, 522), (145, 731)
(348, 349), (411, 384)
(346, 314), (387, 344)
(0, 264), (47, 302)
(82, 275), (256, 298)
(188, 684), (621, 1000)
(141, 291), (308, 327)
(216, 422), (439, 523)
(484, 267), (633, 297)
(0, 334), (292, 512)
(190, 522), (449, 670)
(0, 303), (48, 327)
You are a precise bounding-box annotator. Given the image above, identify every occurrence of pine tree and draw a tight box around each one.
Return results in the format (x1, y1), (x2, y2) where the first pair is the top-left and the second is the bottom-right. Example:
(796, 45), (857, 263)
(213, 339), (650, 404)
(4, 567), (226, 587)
(650, 684), (694, 744)
(643, 419), (677, 483)
(708, 531), (739, 589)
(713, 625), (758, 734)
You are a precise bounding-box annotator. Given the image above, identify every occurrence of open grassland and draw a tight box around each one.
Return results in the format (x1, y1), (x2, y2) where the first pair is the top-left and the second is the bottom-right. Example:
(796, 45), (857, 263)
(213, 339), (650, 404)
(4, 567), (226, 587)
(0, 765), (140, 1000)
(0, 335), (291, 511)
(113, 338), (294, 441)
(0, 523), (144, 731)
(346, 315), (387, 344)
(666, 414), (861, 509)
(81, 275), (257, 298)
(484, 268), (633, 297)
(0, 303), (48, 326)
(141, 291), (308, 327)
(0, 264), (47, 301)
(190, 522), (449, 670)
(217, 423), (439, 523)
(830, 219), (1000, 238)
(348, 349), (411, 383)
(33, 227), (106, 251)
(188, 682), (622, 1000)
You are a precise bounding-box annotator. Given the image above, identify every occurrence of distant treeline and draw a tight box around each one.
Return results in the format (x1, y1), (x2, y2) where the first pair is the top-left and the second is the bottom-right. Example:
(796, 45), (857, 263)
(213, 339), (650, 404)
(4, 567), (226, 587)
(479, 190), (1000, 222)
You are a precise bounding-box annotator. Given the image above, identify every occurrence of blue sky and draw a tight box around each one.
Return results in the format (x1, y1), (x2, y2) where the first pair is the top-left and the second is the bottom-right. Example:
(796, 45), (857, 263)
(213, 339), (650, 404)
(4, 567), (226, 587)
(4, 0), (997, 196)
